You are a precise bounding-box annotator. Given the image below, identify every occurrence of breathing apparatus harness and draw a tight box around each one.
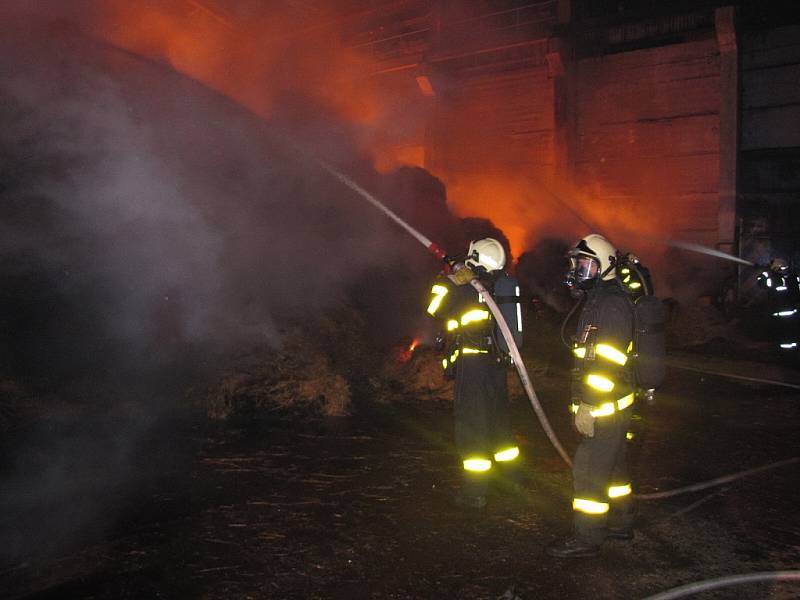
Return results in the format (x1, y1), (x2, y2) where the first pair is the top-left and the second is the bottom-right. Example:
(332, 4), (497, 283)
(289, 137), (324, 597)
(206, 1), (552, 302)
(437, 259), (520, 365)
(560, 252), (653, 346)
(560, 255), (618, 349)
(561, 250), (665, 401)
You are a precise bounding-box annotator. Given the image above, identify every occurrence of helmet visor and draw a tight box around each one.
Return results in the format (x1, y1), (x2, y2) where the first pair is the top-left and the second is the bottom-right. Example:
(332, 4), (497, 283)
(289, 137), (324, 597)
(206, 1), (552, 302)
(573, 255), (599, 283)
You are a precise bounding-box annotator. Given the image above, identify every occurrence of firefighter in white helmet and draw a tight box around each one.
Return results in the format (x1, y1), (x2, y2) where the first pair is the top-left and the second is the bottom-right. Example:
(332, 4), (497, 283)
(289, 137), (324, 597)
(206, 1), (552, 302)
(426, 237), (524, 509)
(547, 233), (636, 557)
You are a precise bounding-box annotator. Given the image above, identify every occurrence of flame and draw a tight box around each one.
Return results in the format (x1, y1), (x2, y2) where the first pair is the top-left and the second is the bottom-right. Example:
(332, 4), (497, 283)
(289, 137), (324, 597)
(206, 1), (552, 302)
(93, 1), (393, 127)
(396, 337), (420, 363)
(82, 1), (687, 261)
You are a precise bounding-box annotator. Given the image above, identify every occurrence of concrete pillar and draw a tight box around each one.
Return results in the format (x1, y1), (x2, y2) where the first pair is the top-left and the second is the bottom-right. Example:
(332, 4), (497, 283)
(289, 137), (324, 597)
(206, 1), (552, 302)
(716, 6), (738, 255)
(557, 0), (571, 25)
(547, 37), (570, 186)
(547, 1), (573, 191)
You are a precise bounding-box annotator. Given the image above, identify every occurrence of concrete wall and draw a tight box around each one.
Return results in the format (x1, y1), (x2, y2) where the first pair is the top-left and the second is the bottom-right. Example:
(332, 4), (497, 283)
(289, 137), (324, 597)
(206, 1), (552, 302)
(740, 24), (800, 266)
(742, 25), (800, 151)
(427, 65), (555, 178)
(573, 38), (722, 246)
(361, 5), (797, 264)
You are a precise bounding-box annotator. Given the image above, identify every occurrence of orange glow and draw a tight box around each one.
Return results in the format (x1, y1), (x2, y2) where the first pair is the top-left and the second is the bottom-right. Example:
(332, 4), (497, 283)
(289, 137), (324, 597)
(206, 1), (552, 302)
(396, 338), (421, 363)
(83, 1), (687, 262)
(92, 2), (394, 127)
(415, 74), (435, 97)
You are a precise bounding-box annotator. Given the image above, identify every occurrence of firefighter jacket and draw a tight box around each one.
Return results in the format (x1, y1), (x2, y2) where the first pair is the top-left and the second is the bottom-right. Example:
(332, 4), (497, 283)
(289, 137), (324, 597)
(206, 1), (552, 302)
(757, 266), (800, 350)
(758, 267), (800, 313)
(571, 280), (635, 418)
(426, 272), (521, 374)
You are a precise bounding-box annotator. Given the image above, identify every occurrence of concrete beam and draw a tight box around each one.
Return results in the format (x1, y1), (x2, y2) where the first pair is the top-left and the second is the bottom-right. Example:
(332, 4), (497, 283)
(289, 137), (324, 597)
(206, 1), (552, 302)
(557, 0), (571, 25)
(548, 36), (573, 188)
(716, 6), (738, 256)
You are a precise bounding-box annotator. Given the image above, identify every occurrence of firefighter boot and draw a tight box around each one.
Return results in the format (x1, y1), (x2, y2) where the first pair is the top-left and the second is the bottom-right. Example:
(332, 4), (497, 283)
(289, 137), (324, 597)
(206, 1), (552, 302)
(607, 496), (635, 540)
(450, 467), (489, 510)
(493, 456), (525, 496)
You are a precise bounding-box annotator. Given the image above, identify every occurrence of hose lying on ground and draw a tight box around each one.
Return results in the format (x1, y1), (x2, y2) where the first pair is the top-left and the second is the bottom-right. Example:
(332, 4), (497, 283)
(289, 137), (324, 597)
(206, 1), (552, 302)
(640, 571), (800, 600)
(634, 456), (799, 500)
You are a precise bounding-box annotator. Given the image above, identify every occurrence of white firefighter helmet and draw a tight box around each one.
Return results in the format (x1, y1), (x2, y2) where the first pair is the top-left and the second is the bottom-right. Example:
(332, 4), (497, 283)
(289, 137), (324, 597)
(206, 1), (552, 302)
(465, 237), (506, 272)
(569, 233), (618, 284)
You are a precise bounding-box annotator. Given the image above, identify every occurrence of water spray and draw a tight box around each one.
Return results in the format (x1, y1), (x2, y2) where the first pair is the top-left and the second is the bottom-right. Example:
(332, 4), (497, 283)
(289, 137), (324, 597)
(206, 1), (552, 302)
(317, 161), (448, 261)
(663, 238), (755, 267)
(318, 159), (573, 467)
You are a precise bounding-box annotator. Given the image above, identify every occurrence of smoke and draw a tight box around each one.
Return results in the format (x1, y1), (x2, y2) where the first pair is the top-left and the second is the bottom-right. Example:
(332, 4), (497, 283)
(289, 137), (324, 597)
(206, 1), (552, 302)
(0, 3), (738, 566)
(0, 14), (448, 385)
(0, 7), (475, 564)
(0, 1), (737, 385)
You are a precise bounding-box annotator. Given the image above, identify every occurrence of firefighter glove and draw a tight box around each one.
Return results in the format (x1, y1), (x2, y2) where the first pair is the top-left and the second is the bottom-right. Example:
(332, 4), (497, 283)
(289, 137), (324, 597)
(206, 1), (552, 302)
(574, 402), (595, 437)
(449, 264), (476, 286)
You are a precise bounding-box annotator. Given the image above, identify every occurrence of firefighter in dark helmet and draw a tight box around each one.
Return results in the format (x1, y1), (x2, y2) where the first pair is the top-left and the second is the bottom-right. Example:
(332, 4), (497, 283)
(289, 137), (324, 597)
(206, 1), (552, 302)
(547, 233), (635, 558)
(426, 238), (523, 509)
(756, 258), (800, 361)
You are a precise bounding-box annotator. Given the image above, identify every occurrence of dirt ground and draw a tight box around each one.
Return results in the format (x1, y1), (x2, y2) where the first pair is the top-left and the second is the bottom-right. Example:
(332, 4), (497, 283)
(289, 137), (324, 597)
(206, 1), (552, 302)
(1, 346), (799, 600)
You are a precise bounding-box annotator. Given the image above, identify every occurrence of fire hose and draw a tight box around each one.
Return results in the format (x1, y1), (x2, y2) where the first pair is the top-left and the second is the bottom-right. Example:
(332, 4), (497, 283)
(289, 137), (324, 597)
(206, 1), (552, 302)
(318, 161), (800, 497)
(470, 274), (572, 466)
(319, 161), (573, 467)
(634, 456), (799, 500)
(641, 570), (800, 600)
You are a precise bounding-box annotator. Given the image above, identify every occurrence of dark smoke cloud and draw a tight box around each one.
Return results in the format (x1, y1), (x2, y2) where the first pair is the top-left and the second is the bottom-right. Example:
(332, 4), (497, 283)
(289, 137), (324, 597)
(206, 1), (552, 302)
(0, 9), (485, 565)
(0, 15), (470, 387)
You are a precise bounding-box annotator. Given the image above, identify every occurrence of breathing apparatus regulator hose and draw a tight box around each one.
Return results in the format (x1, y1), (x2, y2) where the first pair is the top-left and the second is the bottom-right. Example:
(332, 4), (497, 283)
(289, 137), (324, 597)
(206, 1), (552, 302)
(560, 296), (583, 350)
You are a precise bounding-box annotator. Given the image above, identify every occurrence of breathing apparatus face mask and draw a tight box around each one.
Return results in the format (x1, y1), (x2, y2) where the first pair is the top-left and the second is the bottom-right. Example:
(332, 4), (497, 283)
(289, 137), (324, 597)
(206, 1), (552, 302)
(564, 254), (599, 297)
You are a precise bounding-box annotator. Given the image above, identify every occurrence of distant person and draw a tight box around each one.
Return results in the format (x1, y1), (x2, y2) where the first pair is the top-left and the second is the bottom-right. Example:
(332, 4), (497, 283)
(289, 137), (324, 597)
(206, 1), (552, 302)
(547, 233), (636, 558)
(757, 258), (800, 361)
(426, 238), (523, 509)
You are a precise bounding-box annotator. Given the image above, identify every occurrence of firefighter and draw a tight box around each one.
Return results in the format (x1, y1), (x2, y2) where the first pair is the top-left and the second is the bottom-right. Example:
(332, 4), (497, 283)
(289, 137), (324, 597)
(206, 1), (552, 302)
(426, 237), (523, 509)
(547, 233), (635, 558)
(756, 258), (800, 360)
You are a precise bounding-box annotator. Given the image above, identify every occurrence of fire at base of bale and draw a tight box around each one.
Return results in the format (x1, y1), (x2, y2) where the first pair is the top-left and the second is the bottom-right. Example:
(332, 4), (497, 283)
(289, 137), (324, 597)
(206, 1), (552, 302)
(378, 344), (455, 404)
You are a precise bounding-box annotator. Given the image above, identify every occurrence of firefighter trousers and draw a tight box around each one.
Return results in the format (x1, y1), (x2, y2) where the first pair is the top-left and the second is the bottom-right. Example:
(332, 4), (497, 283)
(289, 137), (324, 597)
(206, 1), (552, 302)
(572, 406), (634, 544)
(453, 353), (517, 496)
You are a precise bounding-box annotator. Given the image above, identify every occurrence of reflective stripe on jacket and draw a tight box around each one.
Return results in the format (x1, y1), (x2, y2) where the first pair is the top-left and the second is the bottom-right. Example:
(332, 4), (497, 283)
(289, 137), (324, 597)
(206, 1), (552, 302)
(572, 280), (634, 410)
